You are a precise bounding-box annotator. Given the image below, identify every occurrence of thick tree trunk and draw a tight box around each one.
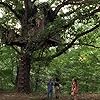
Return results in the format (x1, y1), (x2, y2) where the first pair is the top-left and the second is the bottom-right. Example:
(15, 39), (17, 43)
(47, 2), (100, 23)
(16, 51), (31, 93)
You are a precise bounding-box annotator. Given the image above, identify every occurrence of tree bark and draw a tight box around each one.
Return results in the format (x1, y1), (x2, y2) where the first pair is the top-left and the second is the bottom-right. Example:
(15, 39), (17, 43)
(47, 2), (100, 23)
(16, 51), (31, 93)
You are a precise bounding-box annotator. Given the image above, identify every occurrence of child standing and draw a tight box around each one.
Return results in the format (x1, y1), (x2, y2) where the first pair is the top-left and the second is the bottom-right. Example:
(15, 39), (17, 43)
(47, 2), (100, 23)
(47, 78), (54, 100)
(71, 78), (79, 100)
(54, 78), (61, 99)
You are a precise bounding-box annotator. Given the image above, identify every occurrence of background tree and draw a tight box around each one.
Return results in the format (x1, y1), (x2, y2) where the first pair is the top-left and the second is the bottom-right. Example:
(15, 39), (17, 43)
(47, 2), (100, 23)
(0, 0), (100, 93)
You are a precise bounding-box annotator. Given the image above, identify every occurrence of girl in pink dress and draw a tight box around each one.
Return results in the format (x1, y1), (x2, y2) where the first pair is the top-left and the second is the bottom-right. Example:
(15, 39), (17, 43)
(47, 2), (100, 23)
(71, 79), (78, 100)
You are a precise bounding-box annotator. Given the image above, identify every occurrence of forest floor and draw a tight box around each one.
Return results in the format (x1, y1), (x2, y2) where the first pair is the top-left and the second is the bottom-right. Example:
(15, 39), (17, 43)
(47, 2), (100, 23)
(0, 92), (100, 100)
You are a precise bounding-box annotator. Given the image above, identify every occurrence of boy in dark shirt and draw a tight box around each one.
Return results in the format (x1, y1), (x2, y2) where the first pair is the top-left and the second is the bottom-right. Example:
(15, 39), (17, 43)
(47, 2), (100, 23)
(47, 78), (54, 100)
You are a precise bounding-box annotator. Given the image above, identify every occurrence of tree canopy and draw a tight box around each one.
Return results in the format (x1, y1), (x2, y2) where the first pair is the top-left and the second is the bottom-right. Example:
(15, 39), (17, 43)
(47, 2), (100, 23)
(0, 0), (100, 93)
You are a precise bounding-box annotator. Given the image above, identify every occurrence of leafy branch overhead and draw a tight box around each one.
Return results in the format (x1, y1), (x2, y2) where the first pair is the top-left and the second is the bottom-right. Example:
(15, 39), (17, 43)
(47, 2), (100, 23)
(0, 0), (100, 59)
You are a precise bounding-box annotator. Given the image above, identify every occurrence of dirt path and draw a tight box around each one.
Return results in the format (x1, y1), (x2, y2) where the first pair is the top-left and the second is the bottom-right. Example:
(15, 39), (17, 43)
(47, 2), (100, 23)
(0, 92), (100, 100)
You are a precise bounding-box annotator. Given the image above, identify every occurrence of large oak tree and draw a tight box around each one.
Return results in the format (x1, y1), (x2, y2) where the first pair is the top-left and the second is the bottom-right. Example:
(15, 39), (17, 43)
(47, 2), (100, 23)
(0, 0), (100, 93)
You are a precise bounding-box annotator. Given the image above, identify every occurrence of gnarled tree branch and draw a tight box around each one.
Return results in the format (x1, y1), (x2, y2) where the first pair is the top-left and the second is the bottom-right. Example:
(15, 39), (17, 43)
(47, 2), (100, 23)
(74, 43), (100, 48)
(63, 6), (100, 29)
(0, 2), (21, 20)
(11, 46), (21, 54)
(51, 21), (100, 59)
(24, 0), (32, 24)
(52, 0), (100, 21)
(32, 0), (37, 4)
(32, 21), (100, 61)
(0, 26), (27, 47)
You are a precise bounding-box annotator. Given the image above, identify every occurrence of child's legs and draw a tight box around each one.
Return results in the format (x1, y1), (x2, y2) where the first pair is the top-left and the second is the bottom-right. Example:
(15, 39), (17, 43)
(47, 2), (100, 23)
(74, 94), (78, 100)
(55, 89), (60, 99)
(47, 92), (50, 99)
(48, 91), (53, 100)
(50, 91), (53, 100)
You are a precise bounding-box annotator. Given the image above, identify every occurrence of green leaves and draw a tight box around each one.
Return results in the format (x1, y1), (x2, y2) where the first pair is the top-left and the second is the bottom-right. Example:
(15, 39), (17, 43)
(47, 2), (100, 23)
(47, 45), (100, 93)
(0, 45), (18, 90)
